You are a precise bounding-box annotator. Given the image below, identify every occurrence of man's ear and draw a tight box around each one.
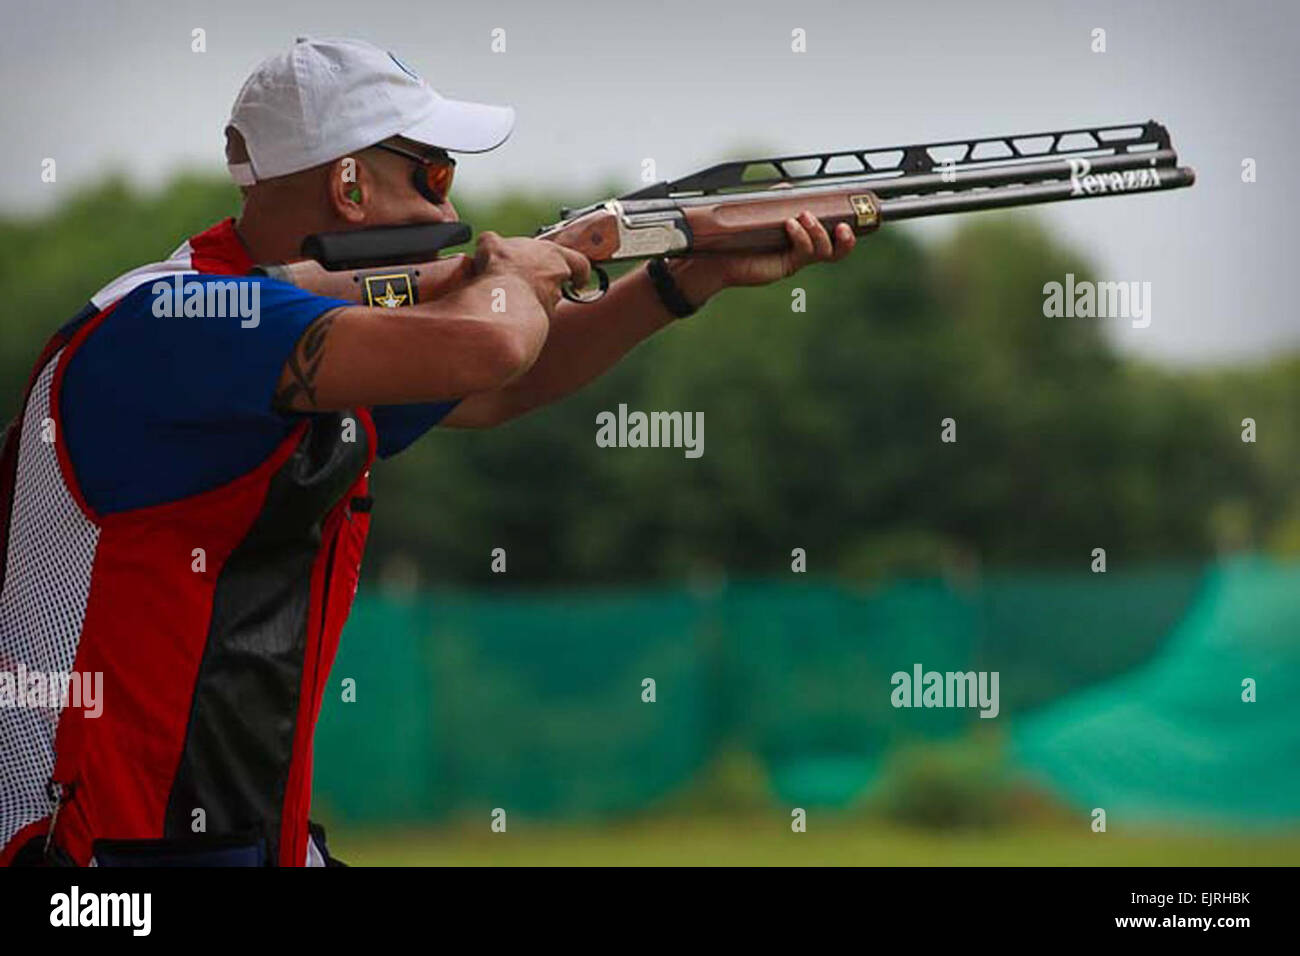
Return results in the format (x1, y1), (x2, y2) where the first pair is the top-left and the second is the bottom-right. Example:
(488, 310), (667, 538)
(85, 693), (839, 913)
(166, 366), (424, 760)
(327, 155), (366, 223)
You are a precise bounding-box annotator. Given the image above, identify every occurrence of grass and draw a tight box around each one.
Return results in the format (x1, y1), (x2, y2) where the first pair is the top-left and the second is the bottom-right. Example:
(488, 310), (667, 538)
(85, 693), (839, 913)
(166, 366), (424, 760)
(329, 816), (1300, 867)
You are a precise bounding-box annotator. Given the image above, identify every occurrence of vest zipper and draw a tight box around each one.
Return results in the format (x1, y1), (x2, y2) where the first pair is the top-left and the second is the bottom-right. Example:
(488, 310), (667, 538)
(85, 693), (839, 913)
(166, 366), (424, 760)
(44, 778), (73, 861)
(311, 505), (347, 705)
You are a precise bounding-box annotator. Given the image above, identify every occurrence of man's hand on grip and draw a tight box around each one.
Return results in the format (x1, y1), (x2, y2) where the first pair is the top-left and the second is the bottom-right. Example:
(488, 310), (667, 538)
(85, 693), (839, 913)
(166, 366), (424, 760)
(473, 231), (591, 317)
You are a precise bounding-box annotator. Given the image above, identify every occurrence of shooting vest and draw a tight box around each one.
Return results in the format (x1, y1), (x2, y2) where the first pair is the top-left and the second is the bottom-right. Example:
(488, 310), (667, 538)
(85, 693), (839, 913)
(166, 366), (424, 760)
(0, 219), (374, 866)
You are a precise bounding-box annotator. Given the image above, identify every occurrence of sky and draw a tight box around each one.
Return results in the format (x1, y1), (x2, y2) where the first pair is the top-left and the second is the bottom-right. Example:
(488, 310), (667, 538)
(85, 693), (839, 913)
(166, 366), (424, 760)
(1, 0), (1296, 365)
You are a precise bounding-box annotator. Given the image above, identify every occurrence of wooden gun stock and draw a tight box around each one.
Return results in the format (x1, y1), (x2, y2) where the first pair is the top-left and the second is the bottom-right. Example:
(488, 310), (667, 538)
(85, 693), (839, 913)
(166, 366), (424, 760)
(254, 221), (475, 307)
(257, 254), (474, 307)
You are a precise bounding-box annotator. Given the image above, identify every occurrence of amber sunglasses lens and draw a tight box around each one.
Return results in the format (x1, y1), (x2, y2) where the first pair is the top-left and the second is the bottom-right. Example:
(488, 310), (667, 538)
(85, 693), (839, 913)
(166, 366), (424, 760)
(424, 160), (455, 202)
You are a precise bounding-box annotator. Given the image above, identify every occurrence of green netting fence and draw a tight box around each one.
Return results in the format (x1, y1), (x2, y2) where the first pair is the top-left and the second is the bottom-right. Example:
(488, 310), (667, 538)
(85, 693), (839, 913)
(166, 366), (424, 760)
(313, 558), (1297, 825)
(1012, 554), (1300, 827)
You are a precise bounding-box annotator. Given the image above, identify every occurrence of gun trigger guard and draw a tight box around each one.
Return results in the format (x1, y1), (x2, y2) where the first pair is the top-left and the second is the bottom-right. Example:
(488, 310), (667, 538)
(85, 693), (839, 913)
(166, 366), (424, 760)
(561, 265), (610, 304)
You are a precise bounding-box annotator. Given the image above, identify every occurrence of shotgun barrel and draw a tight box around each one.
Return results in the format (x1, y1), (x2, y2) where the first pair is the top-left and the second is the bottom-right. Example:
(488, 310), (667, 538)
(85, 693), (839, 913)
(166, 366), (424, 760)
(536, 120), (1195, 300)
(284, 120), (1195, 306)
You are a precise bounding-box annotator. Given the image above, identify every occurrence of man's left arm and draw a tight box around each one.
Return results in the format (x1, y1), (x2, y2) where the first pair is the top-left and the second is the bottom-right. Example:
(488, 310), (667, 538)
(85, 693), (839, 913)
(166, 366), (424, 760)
(441, 212), (854, 428)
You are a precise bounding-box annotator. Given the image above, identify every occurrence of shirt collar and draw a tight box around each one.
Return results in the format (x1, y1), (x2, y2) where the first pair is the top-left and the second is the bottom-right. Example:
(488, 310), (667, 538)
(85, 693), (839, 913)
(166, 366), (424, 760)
(188, 217), (257, 275)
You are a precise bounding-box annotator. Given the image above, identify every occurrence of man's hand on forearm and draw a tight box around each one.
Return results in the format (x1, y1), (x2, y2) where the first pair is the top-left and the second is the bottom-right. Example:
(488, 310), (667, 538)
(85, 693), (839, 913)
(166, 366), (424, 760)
(674, 211), (856, 297)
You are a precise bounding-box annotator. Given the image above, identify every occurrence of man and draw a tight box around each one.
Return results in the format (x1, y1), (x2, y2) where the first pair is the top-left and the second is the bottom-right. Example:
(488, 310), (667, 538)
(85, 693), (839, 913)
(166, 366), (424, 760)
(0, 37), (853, 866)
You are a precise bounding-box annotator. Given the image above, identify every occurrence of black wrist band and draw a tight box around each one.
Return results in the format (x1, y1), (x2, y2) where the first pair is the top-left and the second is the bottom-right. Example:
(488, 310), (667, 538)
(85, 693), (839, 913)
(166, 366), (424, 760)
(647, 257), (698, 318)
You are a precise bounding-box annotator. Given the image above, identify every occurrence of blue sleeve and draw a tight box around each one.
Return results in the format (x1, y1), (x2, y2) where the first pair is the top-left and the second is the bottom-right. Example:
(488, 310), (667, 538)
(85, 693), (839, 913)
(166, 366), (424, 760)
(370, 400), (462, 459)
(62, 275), (350, 514)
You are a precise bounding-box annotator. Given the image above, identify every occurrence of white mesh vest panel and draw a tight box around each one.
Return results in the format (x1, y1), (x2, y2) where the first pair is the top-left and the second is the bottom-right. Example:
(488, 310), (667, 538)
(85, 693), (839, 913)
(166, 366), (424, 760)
(0, 349), (101, 853)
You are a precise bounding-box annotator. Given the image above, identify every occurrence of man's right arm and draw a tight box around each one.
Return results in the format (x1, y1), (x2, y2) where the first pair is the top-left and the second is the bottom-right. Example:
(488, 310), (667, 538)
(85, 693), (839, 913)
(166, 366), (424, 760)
(273, 231), (590, 413)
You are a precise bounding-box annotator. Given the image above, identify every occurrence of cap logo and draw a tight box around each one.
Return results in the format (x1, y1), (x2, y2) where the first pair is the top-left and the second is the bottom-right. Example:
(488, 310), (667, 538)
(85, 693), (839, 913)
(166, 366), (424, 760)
(387, 52), (421, 82)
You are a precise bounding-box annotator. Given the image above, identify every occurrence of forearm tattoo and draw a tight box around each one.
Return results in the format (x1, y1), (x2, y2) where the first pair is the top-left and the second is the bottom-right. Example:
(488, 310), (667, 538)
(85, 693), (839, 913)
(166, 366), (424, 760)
(274, 310), (338, 411)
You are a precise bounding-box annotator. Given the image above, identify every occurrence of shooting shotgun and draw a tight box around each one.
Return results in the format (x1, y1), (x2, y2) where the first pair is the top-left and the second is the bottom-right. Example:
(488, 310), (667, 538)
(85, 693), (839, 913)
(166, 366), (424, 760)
(259, 120), (1194, 304)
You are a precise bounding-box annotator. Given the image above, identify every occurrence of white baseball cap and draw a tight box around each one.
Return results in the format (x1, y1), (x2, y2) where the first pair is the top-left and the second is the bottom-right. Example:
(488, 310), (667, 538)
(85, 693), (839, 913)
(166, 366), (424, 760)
(227, 37), (515, 185)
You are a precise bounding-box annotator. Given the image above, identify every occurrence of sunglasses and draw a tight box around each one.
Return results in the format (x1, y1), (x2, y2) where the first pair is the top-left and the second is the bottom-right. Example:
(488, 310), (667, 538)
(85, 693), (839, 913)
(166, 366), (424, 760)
(372, 141), (457, 205)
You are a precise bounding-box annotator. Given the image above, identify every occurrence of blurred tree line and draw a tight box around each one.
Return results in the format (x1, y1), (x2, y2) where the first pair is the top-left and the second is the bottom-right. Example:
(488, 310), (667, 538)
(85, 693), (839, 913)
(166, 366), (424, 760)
(2, 175), (1297, 586)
